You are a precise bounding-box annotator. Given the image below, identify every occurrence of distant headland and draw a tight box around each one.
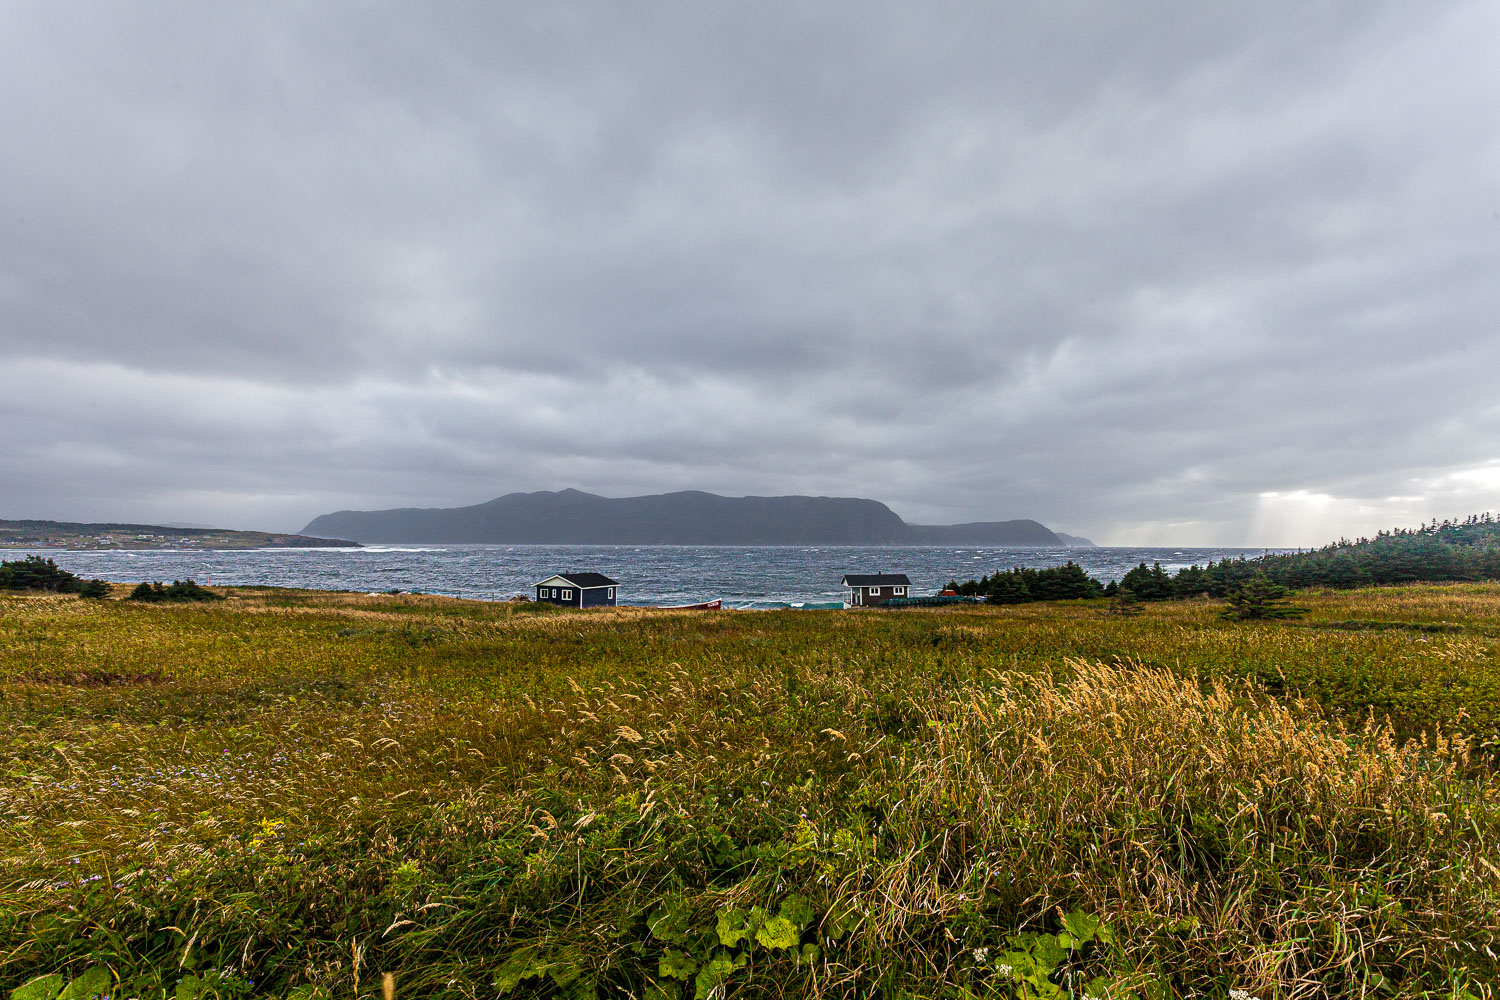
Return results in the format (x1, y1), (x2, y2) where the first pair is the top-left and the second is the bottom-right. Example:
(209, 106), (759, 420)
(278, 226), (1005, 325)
(0, 519), (359, 550)
(301, 489), (1094, 546)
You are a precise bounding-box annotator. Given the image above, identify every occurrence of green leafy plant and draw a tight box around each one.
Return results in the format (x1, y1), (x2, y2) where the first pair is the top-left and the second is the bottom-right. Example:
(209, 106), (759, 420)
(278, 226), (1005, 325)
(493, 946), (594, 999)
(10, 966), (111, 1000)
(986, 912), (1131, 999)
(646, 893), (821, 998)
(10, 975), (65, 1000)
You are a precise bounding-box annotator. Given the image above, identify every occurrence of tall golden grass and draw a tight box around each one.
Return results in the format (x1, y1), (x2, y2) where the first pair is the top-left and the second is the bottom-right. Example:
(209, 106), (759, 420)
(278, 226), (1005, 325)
(1, 586), (1498, 998)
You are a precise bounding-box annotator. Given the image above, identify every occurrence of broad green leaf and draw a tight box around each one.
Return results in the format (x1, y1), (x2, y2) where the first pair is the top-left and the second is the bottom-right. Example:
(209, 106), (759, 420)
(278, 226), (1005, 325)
(1056, 932), (1078, 951)
(1031, 933), (1065, 972)
(1028, 976), (1061, 999)
(798, 943), (821, 965)
(693, 955), (737, 1000)
(1085, 976), (1113, 997)
(1062, 910), (1100, 944)
(643, 985), (680, 1000)
(659, 949), (697, 981)
(822, 905), (862, 941)
(10, 975), (64, 1000)
(174, 975), (203, 1000)
(547, 956), (584, 988)
(494, 949), (544, 994)
(755, 915), (800, 950)
(999, 951), (1033, 979)
(716, 908), (750, 948)
(648, 901), (692, 944)
(58, 968), (111, 1000)
(779, 893), (816, 929)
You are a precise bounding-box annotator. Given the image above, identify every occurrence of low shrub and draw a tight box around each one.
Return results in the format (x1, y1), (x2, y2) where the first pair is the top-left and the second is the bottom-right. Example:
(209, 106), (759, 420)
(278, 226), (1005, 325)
(0, 555), (109, 598)
(127, 579), (223, 602)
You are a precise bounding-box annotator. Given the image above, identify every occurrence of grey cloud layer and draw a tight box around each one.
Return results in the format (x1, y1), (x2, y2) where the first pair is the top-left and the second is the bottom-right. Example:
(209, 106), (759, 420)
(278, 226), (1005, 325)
(2, 1), (1498, 543)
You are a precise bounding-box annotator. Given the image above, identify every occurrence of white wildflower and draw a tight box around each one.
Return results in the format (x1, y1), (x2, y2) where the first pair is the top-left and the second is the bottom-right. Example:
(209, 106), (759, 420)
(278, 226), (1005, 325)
(997, 963), (1013, 977)
(1230, 990), (1258, 1000)
(972, 947), (989, 965)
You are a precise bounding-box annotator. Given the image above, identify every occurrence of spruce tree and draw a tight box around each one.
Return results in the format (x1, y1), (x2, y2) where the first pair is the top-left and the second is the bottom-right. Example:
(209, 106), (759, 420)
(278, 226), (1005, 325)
(1220, 576), (1308, 621)
(1108, 587), (1144, 617)
(986, 572), (1032, 604)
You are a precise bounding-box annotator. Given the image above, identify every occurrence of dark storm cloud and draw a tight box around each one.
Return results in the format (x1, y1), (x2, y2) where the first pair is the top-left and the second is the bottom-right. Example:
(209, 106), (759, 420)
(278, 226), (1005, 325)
(2, 1), (1498, 543)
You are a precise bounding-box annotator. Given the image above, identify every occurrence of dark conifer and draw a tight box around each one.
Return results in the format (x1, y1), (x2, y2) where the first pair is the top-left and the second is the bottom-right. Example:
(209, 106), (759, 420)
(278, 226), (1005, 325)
(1220, 576), (1308, 621)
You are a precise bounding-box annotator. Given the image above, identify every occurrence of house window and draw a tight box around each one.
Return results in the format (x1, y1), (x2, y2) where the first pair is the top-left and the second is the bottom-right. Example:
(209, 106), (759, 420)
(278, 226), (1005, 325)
(608, 588), (614, 599)
(551, 589), (558, 598)
(562, 590), (572, 600)
(894, 586), (906, 596)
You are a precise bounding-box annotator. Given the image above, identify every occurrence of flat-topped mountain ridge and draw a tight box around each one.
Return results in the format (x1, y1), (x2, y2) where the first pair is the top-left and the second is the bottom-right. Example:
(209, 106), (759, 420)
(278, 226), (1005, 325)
(301, 489), (1089, 546)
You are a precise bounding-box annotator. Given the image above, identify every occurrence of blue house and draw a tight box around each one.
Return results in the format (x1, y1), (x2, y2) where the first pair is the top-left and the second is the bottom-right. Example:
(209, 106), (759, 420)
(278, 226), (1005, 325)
(842, 573), (911, 607)
(534, 573), (619, 608)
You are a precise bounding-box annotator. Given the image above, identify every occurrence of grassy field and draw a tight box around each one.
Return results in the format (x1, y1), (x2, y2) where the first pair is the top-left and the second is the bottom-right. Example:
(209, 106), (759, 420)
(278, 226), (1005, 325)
(3, 585), (1500, 999)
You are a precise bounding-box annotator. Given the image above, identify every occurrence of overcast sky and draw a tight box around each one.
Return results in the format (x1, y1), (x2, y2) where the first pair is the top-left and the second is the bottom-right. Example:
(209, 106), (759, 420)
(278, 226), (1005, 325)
(3, 2), (1498, 545)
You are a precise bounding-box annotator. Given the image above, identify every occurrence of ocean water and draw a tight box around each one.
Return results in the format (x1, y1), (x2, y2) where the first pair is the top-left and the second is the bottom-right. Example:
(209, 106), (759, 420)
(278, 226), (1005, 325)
(16, 544), (1286, 607)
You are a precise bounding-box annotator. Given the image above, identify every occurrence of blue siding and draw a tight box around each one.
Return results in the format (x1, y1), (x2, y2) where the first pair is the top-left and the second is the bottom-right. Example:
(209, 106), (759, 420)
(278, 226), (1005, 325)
(581, 586), (616, 608)
(534, 582), (616, 607)
(535, 585), (582, 607)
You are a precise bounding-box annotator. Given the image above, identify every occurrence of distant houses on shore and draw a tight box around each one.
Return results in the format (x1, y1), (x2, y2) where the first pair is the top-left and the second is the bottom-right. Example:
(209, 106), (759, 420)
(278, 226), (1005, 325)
(531, 569), (924, 609)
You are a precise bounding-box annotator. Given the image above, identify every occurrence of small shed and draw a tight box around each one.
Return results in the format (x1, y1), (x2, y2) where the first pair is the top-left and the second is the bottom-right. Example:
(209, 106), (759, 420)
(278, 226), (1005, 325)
(534, 573), (619, 608)
(841, 573), (911, 607)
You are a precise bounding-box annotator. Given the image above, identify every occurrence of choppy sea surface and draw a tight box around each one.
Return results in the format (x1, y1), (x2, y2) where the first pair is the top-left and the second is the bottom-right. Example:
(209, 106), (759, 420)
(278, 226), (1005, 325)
(16, 544), (1288, 607)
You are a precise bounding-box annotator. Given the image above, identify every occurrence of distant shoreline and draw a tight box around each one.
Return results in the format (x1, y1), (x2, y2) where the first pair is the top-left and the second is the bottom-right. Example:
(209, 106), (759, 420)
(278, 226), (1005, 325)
(12, 543), (1284, 607)
(4, 540), (1098, 551)
(0, 518), (360, 550)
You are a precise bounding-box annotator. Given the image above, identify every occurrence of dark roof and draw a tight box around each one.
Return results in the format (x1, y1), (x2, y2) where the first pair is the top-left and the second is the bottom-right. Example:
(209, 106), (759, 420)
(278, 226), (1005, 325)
(841, 573), (911, 587)
(549, 572), (618, 588)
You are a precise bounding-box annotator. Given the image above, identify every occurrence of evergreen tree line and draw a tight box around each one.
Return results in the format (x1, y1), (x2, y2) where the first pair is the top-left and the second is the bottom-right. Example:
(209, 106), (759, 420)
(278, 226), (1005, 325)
(0, 555), (221, 602)
(946, 561), (1104, 604)
(949, 512), (1500, 605)
(0, 555), (110, 598)
(1240, 513), (1500, 589)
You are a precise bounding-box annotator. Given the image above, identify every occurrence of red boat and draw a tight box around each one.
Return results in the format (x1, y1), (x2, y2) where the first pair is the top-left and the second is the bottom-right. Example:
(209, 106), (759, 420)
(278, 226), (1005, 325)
(657, 599), (722, 610)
